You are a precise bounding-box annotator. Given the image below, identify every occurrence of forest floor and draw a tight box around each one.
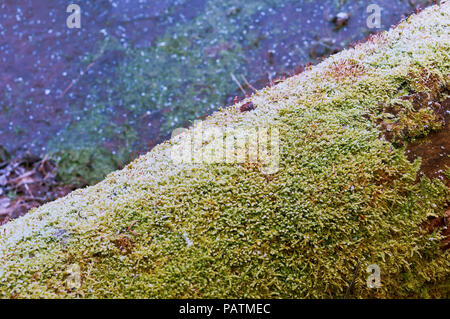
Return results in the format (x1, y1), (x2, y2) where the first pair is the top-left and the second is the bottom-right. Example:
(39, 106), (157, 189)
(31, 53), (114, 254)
(0, 0), (443, 224)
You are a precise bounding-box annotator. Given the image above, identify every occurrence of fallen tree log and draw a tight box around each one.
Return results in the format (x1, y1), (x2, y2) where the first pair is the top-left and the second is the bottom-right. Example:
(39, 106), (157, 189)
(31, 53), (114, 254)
(1, 1), (449, 298)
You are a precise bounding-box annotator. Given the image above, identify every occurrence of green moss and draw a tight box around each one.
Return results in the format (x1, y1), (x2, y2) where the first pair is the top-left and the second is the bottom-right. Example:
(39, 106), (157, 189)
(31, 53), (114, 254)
(0, 145), (10, 163)
(0, 2), (449, 298)
(54, 147), (121, 188)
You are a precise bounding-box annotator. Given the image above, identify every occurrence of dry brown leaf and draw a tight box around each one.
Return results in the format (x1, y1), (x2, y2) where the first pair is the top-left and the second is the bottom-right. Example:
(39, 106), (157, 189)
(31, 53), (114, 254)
(0, 197), (10, 209)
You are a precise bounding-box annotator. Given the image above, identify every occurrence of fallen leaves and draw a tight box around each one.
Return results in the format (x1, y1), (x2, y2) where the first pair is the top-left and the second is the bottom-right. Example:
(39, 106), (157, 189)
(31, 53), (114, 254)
(0, 151), (74, 225)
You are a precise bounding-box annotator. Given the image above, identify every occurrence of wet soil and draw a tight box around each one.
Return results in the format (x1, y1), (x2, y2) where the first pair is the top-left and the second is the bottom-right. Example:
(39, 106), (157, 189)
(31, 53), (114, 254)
(0, 0), (204, 156)
(0, 0), (437, 158)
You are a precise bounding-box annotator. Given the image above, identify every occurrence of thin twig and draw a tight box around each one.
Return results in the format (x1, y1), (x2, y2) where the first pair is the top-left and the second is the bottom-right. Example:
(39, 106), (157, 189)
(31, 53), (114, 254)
(59, 41), (108, 99)
(24, 183), (33, 197)
(59, 62), (95, 98)
(267, 71), (274, 86)
(241, 74), (257, 92)
(230, 72), (246, 95)
(344, 260), (361, 299)
(20, 196), (47, 203)
(127, 220), (138, 235)
(8, 170), (36, 184)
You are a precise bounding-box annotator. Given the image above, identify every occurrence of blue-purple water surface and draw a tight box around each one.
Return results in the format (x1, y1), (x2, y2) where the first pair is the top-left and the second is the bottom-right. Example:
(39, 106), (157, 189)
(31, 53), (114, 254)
(0, 0), (437, 159)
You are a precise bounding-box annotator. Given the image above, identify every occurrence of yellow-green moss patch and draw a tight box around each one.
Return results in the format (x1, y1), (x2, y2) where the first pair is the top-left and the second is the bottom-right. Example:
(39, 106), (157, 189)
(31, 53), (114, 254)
(1, 2), (449, 298)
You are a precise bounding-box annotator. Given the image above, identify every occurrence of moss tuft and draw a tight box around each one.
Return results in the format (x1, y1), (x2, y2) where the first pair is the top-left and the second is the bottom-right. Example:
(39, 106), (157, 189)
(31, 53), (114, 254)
(0, 1), (449, 298)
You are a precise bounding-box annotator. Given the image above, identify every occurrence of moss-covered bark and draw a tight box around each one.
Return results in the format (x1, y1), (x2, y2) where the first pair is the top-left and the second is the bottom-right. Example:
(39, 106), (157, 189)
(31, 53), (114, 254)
(1, 2), (449, 298)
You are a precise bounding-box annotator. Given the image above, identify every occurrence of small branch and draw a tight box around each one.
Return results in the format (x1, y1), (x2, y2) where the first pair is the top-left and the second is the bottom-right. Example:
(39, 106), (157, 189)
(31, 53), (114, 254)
(20, 196), (47, 203)
(59, 41), (108, 99)
(8, 170), (36, 184)
(230, 72), (246, 95)
(267, 71), (274, 86)
(241, 74), (257, 92)
(127, 220), (138, 235)
(59, 62), (95, 99)
(344, 260), (361, 299)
